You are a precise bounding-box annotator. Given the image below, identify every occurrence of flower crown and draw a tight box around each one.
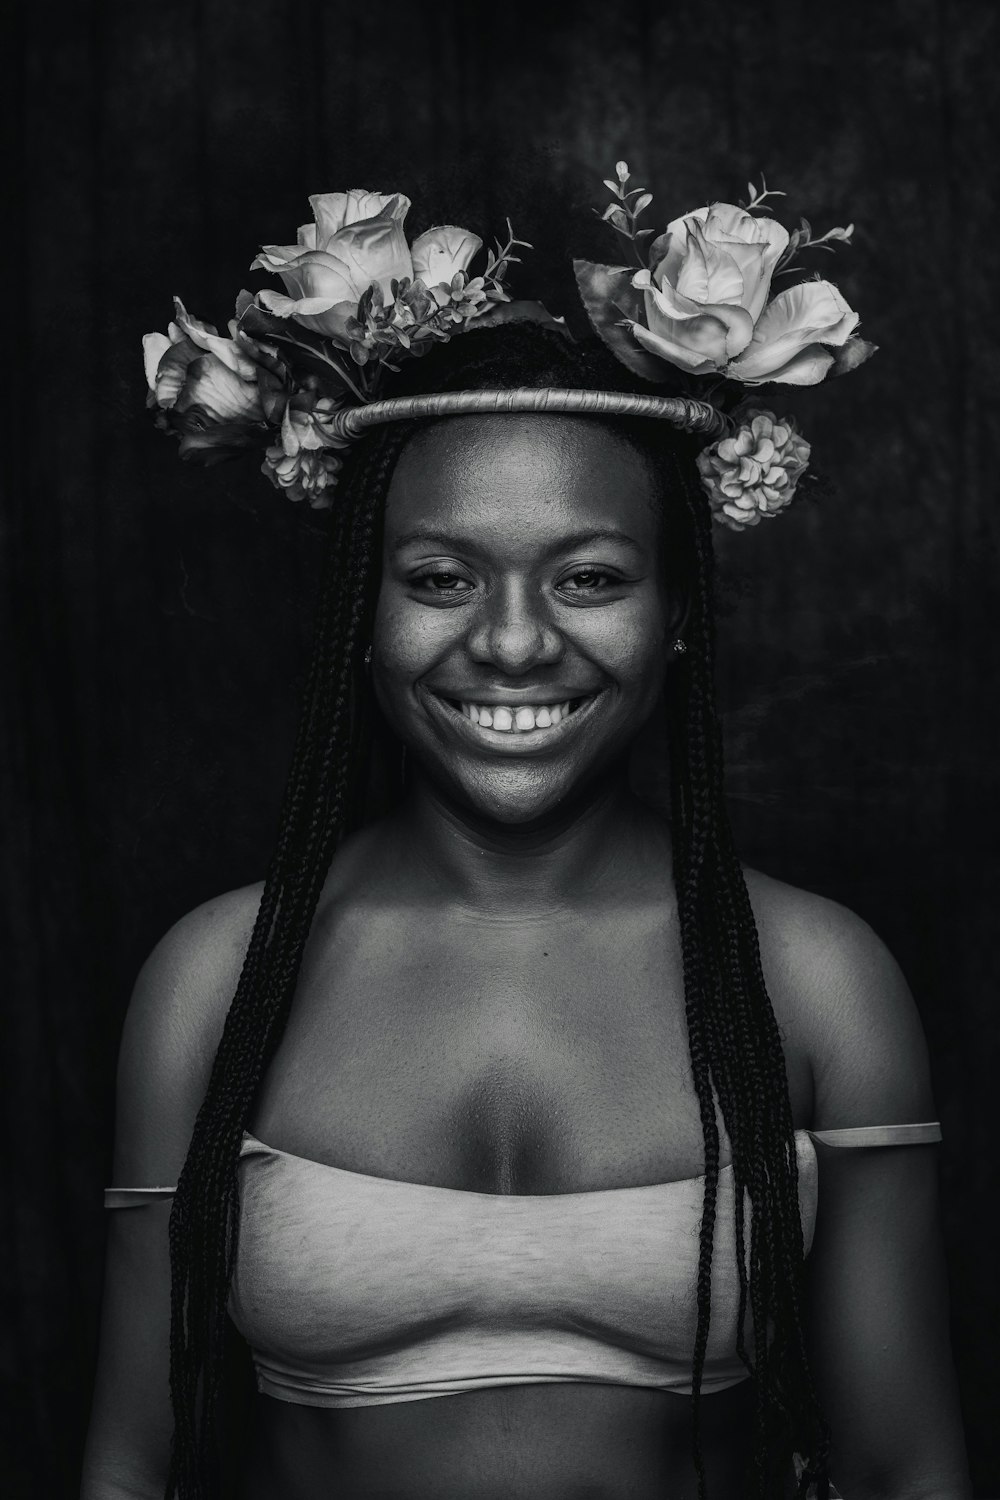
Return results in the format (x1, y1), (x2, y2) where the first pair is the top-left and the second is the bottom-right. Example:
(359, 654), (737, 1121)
(143, 168), (875, 530)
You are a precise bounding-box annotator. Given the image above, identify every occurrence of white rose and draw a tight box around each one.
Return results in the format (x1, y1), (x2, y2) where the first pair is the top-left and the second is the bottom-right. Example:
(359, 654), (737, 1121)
(631, 203), (789, 375)
(251, 192), (483, 343)
(252, 191), (413, 340)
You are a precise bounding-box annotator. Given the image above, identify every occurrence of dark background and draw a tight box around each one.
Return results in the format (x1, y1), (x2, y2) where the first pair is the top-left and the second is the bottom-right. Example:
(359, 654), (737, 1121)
(4, 1), (998, 1495)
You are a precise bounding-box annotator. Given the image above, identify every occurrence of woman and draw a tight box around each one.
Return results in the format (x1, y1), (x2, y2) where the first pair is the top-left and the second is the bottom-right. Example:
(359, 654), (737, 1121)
(83, 177), (972, 1500)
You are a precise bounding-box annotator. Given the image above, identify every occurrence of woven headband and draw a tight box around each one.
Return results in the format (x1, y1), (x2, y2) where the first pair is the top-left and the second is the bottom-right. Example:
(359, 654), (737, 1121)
(143, 166), (875, 531)
(323, 387), (726, 442)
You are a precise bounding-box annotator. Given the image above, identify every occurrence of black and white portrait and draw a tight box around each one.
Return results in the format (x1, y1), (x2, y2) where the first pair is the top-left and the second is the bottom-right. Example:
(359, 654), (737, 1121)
(5, 4), (997, 1498)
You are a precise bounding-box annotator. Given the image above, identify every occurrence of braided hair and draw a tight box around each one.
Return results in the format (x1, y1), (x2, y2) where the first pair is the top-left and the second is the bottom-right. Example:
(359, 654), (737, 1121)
(164, 320), (831, 1500)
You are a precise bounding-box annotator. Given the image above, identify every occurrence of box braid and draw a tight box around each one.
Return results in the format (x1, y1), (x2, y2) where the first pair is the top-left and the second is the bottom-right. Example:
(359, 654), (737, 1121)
(660, 434), (832, 1500)
(164, 428), (409, 1498)
(161, 321), (830, 1499)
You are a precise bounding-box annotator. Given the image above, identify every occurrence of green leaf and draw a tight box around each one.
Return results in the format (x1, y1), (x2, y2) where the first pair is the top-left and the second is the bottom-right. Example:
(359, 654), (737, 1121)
(471, 299), (571, 337)
(572, 260), (667, 381)
(647, 231), (670, 268)
(237, 298), (290, 341)
(827, 336), (878, 378)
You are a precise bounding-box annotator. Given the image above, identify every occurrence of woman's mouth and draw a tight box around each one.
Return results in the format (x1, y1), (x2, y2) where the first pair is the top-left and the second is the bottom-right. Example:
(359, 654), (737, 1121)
(425, 690), (604, 743)
(452, 696), (592, 733)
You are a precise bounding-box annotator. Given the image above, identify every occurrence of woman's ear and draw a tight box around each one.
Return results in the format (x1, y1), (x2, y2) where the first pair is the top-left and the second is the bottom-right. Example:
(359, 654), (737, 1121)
(669, 588), (693, 645)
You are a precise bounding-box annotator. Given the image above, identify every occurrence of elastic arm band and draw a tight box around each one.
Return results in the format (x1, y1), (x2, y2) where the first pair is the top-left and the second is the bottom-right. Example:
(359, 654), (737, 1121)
(104, 1187), (177, 1208)
(807, 1122), (941, 1148)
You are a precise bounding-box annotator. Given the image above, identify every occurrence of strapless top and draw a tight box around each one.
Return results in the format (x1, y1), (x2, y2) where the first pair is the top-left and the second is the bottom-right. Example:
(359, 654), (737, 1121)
(105, 1121), (941, 1408)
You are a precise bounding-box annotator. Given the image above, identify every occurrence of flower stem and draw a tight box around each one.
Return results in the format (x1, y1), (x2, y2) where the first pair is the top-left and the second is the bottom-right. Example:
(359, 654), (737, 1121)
(265, 330), (369, 403)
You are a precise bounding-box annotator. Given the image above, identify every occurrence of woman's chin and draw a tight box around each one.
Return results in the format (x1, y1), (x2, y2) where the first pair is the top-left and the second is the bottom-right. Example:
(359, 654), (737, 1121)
(428, 759), (607, 831)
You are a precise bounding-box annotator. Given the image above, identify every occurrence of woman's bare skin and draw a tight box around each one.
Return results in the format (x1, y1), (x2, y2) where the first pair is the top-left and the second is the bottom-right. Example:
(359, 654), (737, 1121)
(83, 417), (970, 1499)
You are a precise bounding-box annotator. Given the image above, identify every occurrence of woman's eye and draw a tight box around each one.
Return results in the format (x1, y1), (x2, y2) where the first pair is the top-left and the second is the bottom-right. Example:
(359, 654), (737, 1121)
(558, 569), (615, 593)
(412, 570), (473, 595)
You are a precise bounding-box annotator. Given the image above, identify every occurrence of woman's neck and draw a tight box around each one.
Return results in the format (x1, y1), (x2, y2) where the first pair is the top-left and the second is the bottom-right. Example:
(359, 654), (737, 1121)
(374, 767), (673, 919)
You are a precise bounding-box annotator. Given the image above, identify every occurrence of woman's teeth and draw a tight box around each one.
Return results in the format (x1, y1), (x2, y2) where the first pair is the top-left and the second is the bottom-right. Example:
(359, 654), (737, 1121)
(456, 700), (582, 733)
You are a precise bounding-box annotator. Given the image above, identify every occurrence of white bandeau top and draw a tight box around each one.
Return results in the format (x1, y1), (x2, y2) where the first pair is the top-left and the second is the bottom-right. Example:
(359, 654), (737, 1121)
(106, 1121), (941, 1408)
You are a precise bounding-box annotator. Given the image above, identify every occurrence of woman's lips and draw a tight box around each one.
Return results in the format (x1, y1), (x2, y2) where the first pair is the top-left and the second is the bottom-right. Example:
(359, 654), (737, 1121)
(422, 687), (605, 747)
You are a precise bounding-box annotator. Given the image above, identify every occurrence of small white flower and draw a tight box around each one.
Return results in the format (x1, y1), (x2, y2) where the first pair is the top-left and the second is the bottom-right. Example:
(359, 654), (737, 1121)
(697, 410), (811, 529)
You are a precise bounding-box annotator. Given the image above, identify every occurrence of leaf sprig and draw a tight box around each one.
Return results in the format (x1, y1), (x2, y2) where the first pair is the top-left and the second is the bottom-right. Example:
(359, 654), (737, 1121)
(741, 173), (855, 276)
(483, 219), (533, 292)
(595, 161), (655, 268)
(739, 173), (787, 213)
(773, 216), (855, 275)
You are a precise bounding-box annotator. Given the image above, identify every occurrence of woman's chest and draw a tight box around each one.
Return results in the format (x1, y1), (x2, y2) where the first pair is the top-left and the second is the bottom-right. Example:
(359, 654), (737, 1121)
(250, 900), (812, 1192)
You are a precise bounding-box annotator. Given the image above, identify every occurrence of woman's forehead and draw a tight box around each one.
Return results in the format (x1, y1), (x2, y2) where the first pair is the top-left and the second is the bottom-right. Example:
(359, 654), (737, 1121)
(384, 415), (660, 547)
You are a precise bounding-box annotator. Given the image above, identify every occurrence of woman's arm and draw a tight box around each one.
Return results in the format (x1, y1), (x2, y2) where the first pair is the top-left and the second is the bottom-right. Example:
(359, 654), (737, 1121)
(793, 899), (972, 1500)
(80, 888), (260, 1500)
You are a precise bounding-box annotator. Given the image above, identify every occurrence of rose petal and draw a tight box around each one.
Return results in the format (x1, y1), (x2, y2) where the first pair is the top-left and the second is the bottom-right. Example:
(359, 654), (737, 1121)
(702, 205), (789, 321)
(743, 344), (837, 386)
(630, 318), (722, 375)
(150, 338), (201, 407)
(728, 280), (859, 382)
(172, 299), (258, 379)
(641, 280), (754, 364)
(256, 287), (356, 340)
(322, 216), (413, 299)
(256, 289), (338, 317)
(142, 332), (172, 391)
(671, 220), (746, 308)
(652, 206), (710, 289)
(252, 243), (306, 270)
(173, 353), (262, 424)
(309, 190), (410, 245)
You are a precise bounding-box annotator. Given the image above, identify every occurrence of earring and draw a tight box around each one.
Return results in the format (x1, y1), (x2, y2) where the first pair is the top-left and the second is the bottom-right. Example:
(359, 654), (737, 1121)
(363, 645), (373, 668)
(672, 638), (687, 654)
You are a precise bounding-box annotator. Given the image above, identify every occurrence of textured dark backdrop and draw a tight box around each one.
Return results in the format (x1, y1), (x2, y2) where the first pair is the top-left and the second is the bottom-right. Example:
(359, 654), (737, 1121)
(4, 1), (998, 1495)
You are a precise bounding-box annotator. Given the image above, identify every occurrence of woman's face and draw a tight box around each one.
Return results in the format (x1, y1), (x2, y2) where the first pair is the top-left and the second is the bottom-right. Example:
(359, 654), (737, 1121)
(372, 414), (685, 826)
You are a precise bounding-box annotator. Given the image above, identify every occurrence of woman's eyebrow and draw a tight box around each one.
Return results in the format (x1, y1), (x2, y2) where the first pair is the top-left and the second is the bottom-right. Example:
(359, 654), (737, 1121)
(391, 527), (643, 555)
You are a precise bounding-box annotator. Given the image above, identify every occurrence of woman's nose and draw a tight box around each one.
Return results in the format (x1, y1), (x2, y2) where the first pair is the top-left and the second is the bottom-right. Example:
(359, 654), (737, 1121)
(465, 579), (564, 675)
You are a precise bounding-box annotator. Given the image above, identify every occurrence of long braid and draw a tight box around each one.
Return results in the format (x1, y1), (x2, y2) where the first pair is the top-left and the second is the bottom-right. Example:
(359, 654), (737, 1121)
(164, 428), (409, 1498)
(664, 441), (831, 1499)
(161, 320), (831, 1498)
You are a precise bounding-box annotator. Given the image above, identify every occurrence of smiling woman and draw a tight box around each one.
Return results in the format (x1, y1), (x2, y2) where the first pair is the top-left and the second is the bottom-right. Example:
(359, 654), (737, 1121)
(83, 187), (972, 1500)
(375, 414), (680, 823)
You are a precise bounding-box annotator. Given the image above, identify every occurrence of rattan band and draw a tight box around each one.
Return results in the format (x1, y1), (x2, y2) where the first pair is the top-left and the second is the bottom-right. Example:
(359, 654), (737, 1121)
(326, 388), (727, 441)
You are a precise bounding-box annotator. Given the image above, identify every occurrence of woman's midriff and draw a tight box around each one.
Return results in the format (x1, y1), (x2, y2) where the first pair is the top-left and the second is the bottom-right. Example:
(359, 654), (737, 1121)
(236, 1379), (798, 1499)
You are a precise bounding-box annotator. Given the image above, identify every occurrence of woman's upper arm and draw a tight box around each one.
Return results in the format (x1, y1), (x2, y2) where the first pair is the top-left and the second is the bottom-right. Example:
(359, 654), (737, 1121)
(80, 888), (260, 1500)
(790, 897), (972, 1498)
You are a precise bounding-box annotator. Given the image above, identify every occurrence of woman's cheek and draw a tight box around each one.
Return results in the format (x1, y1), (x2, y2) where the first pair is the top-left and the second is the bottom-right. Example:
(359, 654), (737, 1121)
(564, 596), (666, 682)
(373, 590), (469, 696)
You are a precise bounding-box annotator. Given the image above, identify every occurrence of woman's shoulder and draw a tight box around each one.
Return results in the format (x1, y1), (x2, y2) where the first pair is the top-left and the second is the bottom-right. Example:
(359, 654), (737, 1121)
(112, 883), (265, 1183)
(127, 881), (265, 1042)
(741, 867), (936, 1129)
